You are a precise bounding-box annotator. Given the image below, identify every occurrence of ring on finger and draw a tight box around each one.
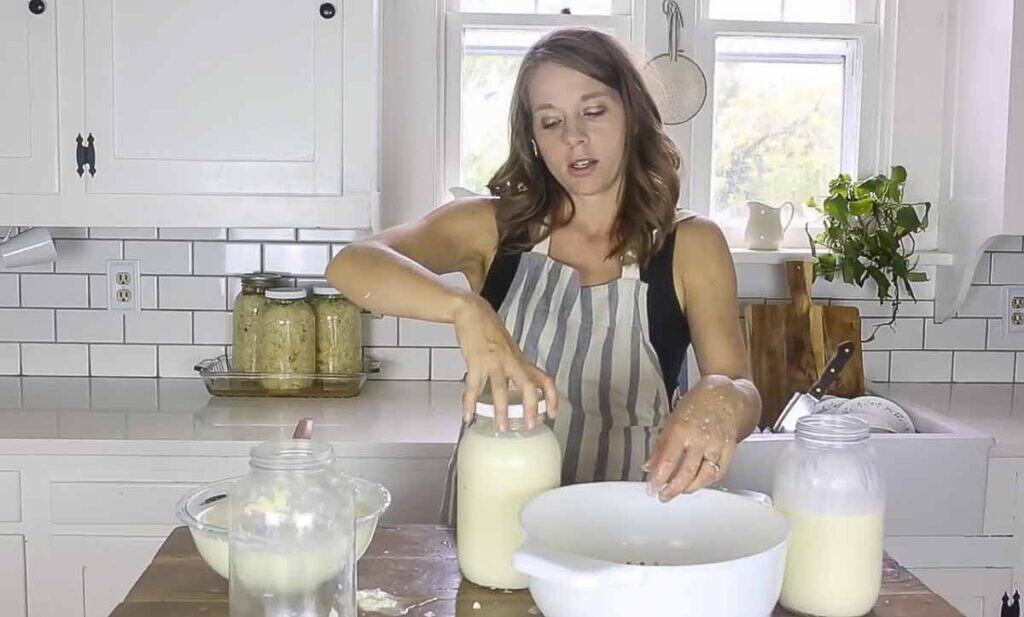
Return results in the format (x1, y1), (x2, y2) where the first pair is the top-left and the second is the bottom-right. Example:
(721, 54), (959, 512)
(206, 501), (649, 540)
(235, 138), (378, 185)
(702, 457), (722, 475)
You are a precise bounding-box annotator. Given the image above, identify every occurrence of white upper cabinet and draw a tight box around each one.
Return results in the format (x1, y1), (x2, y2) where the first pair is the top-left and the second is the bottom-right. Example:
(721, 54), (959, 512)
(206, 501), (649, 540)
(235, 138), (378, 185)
(0, 0), (59, 195)
(935, 0), (1024, 321)
(0, 0), (380, 229)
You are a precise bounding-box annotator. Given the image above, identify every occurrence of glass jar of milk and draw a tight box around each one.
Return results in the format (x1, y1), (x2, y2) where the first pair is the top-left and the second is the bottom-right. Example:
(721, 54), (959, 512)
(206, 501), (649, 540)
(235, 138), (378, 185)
(772, 414), (885, 617)
(457, 390), (562, 590)
(229, 439), (356, 617)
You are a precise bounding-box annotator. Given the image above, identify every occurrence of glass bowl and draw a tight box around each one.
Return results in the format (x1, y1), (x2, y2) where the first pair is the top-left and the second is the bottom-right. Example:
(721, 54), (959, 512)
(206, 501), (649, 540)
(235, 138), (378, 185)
(175, 473), (391, 579)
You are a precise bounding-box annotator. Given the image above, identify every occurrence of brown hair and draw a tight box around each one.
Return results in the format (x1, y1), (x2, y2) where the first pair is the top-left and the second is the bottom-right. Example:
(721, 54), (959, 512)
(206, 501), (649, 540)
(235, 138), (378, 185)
(487, 27), (682, 266)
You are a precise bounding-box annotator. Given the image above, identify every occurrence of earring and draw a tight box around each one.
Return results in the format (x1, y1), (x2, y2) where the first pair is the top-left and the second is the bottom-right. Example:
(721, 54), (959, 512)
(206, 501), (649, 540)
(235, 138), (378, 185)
(530, 139), (539, 157)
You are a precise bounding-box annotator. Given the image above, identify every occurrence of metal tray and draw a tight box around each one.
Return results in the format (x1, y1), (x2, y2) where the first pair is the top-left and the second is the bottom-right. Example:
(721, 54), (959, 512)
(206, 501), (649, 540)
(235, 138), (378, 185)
(194, 354), (380, 398)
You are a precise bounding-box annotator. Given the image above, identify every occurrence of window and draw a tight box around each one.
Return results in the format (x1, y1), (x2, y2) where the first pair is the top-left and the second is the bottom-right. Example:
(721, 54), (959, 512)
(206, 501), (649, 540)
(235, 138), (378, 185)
(444, 1), (633, 194)
(690, 0), (880, 245)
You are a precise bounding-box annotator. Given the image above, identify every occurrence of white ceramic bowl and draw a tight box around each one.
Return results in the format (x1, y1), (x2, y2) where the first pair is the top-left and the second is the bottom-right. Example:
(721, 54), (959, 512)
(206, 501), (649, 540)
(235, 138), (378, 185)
(513, 482), (791, 617)
(175, 474), (391, 579)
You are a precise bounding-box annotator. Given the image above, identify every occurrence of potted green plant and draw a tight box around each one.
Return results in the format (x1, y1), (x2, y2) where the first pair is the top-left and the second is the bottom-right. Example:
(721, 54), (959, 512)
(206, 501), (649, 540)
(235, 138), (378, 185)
(805, 166), (931, 342)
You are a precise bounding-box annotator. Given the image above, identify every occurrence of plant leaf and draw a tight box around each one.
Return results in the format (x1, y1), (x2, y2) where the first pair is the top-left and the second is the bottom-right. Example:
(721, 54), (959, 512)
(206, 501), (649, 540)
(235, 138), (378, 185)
(890, 166), (907, 183)
(850, 197), (874, 217)
(896, 206), (921, 230)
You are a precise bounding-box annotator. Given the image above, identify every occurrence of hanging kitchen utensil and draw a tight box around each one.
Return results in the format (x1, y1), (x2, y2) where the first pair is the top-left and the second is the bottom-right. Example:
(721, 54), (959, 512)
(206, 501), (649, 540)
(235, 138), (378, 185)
(774, 341), (856, 433)
(642, 0), (708, 124)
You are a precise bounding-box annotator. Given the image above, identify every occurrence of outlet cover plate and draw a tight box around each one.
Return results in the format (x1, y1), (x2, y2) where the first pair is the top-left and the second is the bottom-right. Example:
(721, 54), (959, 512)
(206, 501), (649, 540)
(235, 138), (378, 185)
(106, 259), (141, 313)
(1003, 285), (1024, 334)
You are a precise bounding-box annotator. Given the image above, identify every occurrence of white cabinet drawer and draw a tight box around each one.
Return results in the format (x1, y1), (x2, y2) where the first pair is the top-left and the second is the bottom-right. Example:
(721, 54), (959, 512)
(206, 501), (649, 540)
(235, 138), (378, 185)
(50, 481), (199, 525)
(0, 471), (21, 523)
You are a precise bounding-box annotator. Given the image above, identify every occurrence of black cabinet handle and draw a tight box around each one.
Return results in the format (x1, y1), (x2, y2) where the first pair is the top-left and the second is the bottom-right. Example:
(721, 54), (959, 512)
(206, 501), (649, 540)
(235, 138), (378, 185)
(75, 135), (85, 177)
(319, 2), (336, 19)
(28, 0), (45, 15)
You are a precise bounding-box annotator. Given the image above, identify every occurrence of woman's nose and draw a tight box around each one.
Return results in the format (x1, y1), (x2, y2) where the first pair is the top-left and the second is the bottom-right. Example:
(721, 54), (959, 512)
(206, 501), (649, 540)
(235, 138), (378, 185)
(563, 121), (588, 147)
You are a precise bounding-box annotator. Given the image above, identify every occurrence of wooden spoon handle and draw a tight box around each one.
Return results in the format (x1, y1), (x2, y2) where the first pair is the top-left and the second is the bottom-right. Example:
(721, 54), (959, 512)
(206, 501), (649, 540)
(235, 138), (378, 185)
(293, 417), (314, 440)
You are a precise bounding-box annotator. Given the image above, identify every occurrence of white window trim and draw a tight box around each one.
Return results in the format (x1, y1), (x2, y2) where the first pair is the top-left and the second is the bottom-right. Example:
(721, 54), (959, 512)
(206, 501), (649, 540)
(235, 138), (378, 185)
(441, 7), (634, 197)
(687, 0), (881, 248)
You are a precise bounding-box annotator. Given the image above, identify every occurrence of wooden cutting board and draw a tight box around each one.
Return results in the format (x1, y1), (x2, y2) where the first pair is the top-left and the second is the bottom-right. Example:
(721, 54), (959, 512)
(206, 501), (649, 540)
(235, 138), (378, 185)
(744, 260), (865, 430)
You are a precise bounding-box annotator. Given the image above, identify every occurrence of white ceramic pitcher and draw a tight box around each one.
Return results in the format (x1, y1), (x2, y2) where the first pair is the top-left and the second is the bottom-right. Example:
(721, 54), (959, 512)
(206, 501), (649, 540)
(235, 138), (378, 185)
(745, 201), (795, 250)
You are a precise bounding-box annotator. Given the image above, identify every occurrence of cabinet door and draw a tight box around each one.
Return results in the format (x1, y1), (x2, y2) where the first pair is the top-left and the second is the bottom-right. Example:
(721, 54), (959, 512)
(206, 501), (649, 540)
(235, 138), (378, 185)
(0, 0), (58, 195)
(0, 535), (26, 617)
(48, 535), (165, 617)
(912, 568), (1014, 617)
(81, 0), (343, 196)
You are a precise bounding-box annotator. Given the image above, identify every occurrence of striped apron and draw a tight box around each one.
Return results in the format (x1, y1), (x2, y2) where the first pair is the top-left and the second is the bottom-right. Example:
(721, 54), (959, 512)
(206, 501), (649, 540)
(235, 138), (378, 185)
(441, 231), (679, 525)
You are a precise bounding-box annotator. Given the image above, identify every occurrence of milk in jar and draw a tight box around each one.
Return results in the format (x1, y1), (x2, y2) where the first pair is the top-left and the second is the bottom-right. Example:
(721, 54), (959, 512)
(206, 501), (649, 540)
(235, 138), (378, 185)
(772, 414), (885, 617)
(456, 390), (562, 590)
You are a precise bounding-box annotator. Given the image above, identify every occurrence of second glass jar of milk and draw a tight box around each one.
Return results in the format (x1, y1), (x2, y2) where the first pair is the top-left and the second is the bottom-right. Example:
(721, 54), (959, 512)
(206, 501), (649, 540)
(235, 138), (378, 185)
(772, 414), (885, 617)
(457, 389), (561, 590)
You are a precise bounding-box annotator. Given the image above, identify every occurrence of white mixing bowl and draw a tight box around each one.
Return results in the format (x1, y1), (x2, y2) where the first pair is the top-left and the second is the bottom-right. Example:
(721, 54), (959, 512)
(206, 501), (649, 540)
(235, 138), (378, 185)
(513, 482), (790, 617)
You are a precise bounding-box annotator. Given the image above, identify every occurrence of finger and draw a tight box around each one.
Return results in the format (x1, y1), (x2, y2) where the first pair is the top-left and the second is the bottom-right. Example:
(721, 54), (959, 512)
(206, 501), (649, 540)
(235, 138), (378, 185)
(463, 369), (482, 422)
(490, 371), (510, 431)
(659, 444), (705, 503)
(684, 447), (723, 494)
(534, 369), (559, 419)
(646, 427), (684, 495)
(513, 373), (539, 430)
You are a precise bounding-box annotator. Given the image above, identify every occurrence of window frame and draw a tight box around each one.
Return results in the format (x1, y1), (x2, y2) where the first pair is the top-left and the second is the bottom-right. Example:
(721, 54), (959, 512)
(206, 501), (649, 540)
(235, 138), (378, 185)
(688, 0), (881, 247)
(442, 2), (635, 197)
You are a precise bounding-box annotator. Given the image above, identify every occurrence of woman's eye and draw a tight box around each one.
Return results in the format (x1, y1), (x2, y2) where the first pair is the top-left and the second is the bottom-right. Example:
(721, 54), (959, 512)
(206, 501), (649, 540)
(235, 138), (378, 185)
(584, 108), (606, 118)
(541, 119), (560, 129)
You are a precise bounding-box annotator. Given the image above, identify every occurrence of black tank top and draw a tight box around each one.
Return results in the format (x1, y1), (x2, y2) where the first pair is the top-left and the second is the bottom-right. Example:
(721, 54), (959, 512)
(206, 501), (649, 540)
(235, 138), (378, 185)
(480, 228), (693, 397)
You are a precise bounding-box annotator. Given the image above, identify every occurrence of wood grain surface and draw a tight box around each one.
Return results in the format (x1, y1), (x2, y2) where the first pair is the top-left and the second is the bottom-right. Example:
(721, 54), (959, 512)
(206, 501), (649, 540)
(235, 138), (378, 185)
(109, 526), (962, 617)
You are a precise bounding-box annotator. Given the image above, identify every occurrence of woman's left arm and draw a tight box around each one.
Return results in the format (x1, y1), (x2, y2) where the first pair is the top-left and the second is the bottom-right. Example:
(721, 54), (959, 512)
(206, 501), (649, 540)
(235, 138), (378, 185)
(645, 216), (762, 502)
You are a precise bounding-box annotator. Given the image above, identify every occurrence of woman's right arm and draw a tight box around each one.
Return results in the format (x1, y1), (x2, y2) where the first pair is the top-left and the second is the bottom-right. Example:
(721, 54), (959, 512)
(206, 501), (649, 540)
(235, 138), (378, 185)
(324, 197), (557, 429)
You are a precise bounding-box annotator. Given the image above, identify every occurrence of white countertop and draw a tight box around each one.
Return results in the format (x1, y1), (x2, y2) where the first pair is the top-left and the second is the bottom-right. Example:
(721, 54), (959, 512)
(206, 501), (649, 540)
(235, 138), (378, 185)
(0, 377), (464, 455)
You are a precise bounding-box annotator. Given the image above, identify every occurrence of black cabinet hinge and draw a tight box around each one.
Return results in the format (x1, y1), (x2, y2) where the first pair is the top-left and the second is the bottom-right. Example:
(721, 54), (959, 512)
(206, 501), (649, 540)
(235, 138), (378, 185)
(75, 133), (96, 177)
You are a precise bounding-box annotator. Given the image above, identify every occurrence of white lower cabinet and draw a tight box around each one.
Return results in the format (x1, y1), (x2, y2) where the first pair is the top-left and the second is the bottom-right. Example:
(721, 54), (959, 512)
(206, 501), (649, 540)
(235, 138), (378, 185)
(0, 535), (27, 617)
(911, 568), (1013, 617)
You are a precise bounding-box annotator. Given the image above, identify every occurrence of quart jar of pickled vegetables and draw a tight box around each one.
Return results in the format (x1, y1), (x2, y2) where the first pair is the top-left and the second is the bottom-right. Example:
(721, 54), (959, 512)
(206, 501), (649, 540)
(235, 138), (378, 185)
(257, 288), (315, 391)
(311, 286), (363, 374)
(231, 272), (284, 372)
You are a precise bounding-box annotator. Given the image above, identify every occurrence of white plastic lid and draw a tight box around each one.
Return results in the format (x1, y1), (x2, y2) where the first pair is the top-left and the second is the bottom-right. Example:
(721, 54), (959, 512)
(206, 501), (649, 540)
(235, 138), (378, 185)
(475, 397), (546, 419)
(313, 286), (342, 296)
(266, 287), (308, 300)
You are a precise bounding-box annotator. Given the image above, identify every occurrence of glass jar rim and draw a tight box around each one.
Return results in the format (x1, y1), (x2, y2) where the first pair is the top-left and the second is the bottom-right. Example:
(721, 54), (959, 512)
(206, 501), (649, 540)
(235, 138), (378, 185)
(241, 272), (285, 287)
(795, 414), (869, 444)
(250, 439), (334, 470)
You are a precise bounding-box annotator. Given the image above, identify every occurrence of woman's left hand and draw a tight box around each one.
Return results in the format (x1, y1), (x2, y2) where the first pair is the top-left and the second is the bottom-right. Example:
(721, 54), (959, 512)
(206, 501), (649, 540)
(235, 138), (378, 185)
(644, 375), (743, 502)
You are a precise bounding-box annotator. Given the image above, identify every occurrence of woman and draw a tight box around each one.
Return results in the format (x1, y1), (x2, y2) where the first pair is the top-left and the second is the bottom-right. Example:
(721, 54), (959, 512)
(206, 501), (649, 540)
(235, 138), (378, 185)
(325, 27), (761, 520)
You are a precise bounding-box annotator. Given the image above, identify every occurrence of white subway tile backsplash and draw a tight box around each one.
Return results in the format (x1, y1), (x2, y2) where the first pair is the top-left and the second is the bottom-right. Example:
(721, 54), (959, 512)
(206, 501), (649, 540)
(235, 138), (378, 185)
(0, 344), (19, 375)
(0, 260), (53, 273)
(957, 286), (1002, 318)
(125, 311), (193, 344)
(889, 351), (952, 381)
(363, 315), (397, 346)
(90, 345), (157, 377)
(21, 344), (88, 376)
(57, 310), (123, 343)
(399, 319), (458, 347)
(991, 254), (1024, 284)
(735, 264), (787, 299)
(1016, 353), (1024, 382)
(193, 243), (261, 275)
(125, 241), (192, 275)
(47, 227), (89, 239)
(861, 318), (923, 350)
(430, 348), (466, 381)
(985, 318), (1024, 350)
(924, 318), (987, 350)
(159, 228), (228, 240)
(227, 277), (242, 310)
(0, 275), (18, 307)
(989, 236), (1024, 252)
(366, 347), (430, 380)
(229, 228), (295, 242)
(972, 254), (992, 284)
(828, 299), (934, 318)
(20, 274), (89, 308)
(194, 311), (232, 345)
(158, 345), (225, 378)
(862, 351), (890, 382)
(264, 244), (330, 276)
(54, 240), (122, 273)
(90, 227), (157, 240)
(298, 229), (367, 243)
(953, 351), (1015, 382)
(158, 277), (226, 310)
(0, 309), (54, 342)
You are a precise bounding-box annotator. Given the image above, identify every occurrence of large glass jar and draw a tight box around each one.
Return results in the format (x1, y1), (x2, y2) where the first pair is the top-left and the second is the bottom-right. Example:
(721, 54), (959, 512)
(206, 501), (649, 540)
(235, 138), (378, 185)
(311, 286), (362, 374)
(457, 390), (562, 590)
(772, 415), (885, 617)
(257, 288), (315, 391)
(229, 439), (355, 617)
(232, 272), (284, 372)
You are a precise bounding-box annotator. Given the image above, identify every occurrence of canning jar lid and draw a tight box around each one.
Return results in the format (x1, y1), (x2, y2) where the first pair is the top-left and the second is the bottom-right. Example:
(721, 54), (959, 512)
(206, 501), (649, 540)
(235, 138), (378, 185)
(313, 286), (344, 297)
(475, 386), (546, 419)
(266, 287), (308, 300)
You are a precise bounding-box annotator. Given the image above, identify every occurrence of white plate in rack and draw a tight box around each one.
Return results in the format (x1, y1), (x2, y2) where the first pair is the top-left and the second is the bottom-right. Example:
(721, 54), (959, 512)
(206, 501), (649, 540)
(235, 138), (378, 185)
(835, 396), (916, 433)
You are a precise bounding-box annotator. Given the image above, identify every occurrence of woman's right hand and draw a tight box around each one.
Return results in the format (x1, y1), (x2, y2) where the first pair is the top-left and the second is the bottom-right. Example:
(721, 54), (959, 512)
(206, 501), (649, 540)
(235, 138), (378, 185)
(452, 294), (558, 431)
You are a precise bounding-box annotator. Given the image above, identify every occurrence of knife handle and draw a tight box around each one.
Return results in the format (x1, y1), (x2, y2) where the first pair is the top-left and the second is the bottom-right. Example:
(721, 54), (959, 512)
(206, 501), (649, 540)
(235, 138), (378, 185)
(809, 341), (856, 398)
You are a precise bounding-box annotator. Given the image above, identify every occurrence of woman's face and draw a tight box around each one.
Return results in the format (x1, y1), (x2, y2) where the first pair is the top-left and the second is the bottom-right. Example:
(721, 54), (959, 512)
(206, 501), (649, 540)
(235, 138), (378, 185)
(527, 62), (627, 200)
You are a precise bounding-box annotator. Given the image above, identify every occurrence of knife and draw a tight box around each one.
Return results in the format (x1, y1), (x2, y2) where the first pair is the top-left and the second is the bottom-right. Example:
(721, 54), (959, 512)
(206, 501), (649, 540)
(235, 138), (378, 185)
(773, 340), (857, 433)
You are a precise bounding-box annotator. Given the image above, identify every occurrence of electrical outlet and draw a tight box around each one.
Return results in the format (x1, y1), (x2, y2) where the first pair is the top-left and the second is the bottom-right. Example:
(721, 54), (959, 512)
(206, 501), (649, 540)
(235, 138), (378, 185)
(1004, 285), (1024, 334)
(107, 259), (141, 312)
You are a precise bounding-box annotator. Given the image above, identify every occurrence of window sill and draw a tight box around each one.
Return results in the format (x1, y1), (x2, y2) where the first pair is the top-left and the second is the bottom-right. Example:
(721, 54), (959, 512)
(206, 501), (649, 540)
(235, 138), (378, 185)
(728, 247), (954, 266)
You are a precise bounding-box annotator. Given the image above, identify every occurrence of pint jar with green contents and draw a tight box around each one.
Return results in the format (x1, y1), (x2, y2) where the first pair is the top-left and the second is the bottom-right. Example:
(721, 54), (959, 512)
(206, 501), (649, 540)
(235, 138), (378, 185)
(311, 286), (363, 374)
(257, 288), (315, 391)
(231, 272), (284, 372)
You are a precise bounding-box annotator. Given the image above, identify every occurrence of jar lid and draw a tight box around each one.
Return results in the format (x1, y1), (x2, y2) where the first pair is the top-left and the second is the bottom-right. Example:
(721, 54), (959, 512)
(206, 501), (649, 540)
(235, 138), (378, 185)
(313, 286), (343, 297)
(266, 287), (308, 300)
(474, 387), (546, 419)
(241, 272), (284, 286)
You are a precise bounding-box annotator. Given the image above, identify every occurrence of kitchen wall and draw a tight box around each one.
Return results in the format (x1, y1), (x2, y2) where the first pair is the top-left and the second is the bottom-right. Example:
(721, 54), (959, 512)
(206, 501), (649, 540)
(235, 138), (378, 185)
(0, 227), (1019, 383)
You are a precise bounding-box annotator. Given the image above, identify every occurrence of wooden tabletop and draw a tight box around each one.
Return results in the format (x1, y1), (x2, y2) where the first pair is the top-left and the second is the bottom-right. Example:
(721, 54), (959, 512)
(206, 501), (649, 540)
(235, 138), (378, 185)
(110, 526), (963, 617)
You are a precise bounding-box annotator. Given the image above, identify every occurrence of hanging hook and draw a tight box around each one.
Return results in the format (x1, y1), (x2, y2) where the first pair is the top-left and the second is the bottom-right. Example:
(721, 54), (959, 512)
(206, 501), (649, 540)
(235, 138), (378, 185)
(662, 0), (685, 63)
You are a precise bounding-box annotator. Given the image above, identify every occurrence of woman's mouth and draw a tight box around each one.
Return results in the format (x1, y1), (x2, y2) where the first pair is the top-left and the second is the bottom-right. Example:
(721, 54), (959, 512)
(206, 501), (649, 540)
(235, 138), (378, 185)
(567, 158), (598, 177)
